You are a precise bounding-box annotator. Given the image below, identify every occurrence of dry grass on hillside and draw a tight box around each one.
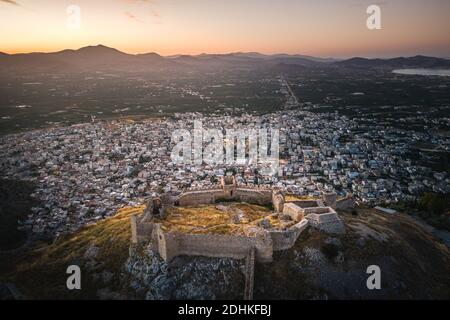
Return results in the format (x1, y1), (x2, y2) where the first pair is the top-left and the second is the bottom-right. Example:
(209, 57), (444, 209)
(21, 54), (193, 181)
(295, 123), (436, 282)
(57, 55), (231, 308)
(265, 214), (297, 229)
(157, 203), (273, 235)
(2, 206), (145, 299)
(285, 195), (318, 202)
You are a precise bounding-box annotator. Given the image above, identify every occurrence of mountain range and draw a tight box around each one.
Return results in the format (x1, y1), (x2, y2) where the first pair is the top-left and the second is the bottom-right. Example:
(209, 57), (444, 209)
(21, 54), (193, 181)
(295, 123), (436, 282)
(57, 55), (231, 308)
(335, 56), (450, 69)
(1, 44), (449, 73)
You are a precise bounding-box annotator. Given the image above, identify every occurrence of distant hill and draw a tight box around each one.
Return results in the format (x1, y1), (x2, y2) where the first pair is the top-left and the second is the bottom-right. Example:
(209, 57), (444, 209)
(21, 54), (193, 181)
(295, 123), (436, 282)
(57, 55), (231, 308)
(1, 45), (449, 73)
(167, 52), (328, 69)
(336, 55), (450, 69)
(228, 52), (268, 59)
(0, 45), (332, 73)
(228, 52), (337, 63)
(0, 45), (174, 73)
(271, 53), (338, 63)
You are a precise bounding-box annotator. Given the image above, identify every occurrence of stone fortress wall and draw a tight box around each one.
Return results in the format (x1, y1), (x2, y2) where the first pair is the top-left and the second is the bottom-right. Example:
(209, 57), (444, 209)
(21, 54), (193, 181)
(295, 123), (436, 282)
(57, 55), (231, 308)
(176, 177), (273, 207)
(155, 224), (274, 263)
(131, 176), (353, 263)
(269, 219), (309, 251)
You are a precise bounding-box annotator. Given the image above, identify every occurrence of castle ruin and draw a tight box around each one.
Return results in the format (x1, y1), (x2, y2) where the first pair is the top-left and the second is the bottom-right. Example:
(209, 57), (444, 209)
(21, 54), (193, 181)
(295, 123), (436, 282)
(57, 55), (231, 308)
(130, 175), (352, 299)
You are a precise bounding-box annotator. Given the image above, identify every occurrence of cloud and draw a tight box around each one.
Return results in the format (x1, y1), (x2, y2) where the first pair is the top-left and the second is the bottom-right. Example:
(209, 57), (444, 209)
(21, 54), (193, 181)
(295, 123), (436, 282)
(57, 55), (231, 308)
(122, 0), (162, 22)
(121, 0), (157, 3)
(150, 8), (160, 18)
(124, 11), (143, 23)
(0, 0), (20, 6)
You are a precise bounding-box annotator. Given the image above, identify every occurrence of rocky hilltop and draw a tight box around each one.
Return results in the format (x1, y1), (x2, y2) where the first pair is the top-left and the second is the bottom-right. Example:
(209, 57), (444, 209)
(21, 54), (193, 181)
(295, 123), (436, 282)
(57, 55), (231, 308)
(1, 206), (449, 299)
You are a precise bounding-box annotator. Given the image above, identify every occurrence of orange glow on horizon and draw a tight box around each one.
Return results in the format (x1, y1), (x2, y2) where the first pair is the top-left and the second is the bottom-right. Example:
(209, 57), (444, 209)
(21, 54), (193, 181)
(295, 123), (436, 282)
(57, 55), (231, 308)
(1, 0), (449, 58)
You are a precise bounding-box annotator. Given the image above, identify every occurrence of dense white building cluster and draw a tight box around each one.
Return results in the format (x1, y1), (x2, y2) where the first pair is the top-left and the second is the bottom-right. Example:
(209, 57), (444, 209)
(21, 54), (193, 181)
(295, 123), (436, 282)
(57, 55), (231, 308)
(1, 79), (449, 238)
(1, 106), (449, 239)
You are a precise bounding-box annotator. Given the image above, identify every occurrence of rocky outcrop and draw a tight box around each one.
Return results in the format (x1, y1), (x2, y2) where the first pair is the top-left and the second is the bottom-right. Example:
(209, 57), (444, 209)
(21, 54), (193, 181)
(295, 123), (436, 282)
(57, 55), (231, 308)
(125, 242), (245, 300)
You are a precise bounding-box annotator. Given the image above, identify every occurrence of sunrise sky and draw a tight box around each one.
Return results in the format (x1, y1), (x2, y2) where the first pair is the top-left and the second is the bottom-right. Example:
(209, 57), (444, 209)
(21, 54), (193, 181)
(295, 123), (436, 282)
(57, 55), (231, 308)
(1, 0), (450, 58)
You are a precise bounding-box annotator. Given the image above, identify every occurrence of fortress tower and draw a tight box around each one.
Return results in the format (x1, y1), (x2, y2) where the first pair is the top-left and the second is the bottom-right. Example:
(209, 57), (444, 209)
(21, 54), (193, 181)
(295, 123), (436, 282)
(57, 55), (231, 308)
(322, 192), (337, 208)
(272, 190), (285, 213)
(221, 175), (237, 198)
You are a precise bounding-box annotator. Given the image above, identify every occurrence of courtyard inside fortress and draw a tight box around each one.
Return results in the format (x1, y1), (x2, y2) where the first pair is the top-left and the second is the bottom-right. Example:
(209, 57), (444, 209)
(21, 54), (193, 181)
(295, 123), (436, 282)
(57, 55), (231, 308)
(154, 202), (303, 236)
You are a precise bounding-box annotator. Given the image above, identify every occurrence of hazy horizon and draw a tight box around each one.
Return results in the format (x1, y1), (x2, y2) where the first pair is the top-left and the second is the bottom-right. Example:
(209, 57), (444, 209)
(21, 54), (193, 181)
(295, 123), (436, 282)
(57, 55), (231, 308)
(1, 0), (450, 58)
(1, 43), (450, 60)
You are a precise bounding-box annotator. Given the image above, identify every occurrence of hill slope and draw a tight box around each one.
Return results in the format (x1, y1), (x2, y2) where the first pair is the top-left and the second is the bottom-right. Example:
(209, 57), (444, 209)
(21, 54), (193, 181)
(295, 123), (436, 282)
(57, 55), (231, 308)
(0, 45), (173, 73)
(336, 55), (450, 69)
(1, 206), (449, 299)
(2, 46), (449, 73)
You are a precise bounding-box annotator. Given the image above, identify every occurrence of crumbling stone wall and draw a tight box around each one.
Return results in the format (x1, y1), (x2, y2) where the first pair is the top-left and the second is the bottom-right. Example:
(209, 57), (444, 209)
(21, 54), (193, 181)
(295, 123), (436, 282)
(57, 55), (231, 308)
(178, 189), (223, 206)
(322, 192), (337, 208)
(154, 224), (274, 263)
(270, 219), (309, 251)
(306, 210), (338, 224)
(282, 199), (328, 221)
(291, 200), (322, 208)
(148, 218), (311, 262)
(305, 206), (345, 234)
(234, 188), (272, 205)
(272, 192), (284, 213)
(131, 215), (154, 244)
(303, 206), (333, 215)
(336, 195), (355, 210)
(177, 186), (272, 207)
(282, 202), (304, 221)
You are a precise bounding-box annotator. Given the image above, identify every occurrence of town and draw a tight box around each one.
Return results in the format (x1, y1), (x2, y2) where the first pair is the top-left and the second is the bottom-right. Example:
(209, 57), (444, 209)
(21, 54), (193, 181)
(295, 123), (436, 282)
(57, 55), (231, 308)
(1, 90), (448, 240)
